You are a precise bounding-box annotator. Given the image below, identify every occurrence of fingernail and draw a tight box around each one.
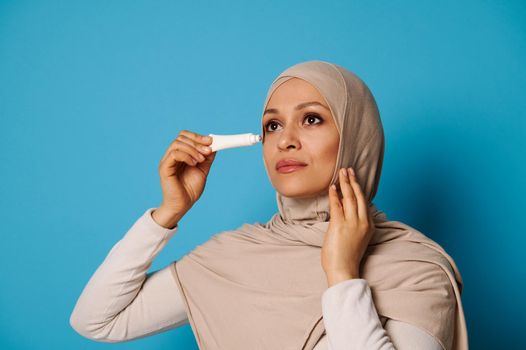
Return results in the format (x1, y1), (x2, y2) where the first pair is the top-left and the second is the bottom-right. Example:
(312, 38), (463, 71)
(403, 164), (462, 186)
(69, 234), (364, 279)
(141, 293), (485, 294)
(348, 168), (355, 176)
(341, 168), (347, 176)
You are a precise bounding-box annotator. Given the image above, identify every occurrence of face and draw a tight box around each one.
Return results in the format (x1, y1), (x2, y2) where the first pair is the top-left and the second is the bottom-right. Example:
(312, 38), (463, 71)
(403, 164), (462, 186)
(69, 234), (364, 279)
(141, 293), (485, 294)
(262, 77), (340, 199)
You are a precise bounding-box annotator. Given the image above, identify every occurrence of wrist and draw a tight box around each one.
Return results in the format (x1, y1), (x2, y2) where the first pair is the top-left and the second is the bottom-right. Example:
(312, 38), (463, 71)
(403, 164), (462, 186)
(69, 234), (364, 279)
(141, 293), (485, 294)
(326, 269), (360, 288)
(152, 206), (183, 229)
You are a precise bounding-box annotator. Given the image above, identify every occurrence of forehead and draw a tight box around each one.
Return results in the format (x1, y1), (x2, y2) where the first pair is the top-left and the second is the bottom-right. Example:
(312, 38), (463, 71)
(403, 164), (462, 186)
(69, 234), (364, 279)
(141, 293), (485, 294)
(266, 77), (327, 107)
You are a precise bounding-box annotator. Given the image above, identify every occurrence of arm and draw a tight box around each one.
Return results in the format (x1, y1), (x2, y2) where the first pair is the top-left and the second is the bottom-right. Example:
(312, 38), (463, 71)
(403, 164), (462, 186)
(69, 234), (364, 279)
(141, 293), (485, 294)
(69, 208), (188, 342)
(320, 279), (444, 350)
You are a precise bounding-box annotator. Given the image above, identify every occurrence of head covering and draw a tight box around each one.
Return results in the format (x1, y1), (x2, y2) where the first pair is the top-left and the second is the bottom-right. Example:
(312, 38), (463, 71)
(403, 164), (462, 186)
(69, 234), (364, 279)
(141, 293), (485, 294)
(171, 60), (468, 349)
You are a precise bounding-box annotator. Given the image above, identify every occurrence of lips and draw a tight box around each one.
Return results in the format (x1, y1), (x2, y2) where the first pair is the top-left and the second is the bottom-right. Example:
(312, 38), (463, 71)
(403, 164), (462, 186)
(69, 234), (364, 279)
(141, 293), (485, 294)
(276, 158), (307, 170)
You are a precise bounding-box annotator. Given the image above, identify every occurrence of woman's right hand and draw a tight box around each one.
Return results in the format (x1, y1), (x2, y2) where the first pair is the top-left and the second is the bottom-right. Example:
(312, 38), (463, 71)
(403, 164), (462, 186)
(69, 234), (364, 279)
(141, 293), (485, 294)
(157, 130), (216, 220)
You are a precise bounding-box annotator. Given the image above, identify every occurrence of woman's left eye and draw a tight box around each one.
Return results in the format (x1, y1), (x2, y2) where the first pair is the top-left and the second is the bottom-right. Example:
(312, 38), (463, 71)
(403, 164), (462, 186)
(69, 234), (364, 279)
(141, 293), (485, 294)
(304, 113), (323, 125)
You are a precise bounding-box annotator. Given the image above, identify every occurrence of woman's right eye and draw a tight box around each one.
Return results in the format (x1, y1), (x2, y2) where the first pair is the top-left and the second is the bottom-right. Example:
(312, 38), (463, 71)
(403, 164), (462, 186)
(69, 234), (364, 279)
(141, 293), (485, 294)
(265, 121), (281, 132)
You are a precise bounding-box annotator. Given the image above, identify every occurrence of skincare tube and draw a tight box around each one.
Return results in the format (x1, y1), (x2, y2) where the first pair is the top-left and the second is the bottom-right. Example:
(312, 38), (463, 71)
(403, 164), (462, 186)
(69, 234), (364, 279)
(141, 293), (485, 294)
(208, 133), (262, 152)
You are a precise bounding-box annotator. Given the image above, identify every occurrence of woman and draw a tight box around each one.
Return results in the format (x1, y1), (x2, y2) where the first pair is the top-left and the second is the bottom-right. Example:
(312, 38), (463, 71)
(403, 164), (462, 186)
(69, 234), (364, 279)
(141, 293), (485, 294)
(70, 60), (468, 349)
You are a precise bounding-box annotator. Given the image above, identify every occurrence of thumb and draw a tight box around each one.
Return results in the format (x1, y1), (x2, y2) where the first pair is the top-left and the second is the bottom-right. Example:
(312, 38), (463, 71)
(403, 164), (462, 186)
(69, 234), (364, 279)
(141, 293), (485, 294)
(197, 151), (217, 174)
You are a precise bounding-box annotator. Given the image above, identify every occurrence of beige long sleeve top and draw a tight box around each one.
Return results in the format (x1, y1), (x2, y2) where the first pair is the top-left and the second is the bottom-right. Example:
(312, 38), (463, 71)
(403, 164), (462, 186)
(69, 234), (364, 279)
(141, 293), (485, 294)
(70, 208), (445, 349)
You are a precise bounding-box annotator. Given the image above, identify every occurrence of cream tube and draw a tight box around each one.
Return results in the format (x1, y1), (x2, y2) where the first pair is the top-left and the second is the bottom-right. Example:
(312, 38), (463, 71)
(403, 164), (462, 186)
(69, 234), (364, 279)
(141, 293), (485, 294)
(208, 133), (262, 152)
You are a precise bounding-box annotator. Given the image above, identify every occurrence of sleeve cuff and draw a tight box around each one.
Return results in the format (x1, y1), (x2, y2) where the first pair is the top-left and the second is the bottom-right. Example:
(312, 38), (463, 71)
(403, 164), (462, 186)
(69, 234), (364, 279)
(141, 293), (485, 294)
(322, 278), (368, 304)
(142, 207), (179, 237)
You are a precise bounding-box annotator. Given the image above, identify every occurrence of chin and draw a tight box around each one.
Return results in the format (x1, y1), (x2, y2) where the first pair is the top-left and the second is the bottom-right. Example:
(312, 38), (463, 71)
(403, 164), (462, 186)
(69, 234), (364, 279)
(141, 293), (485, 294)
(276, 186), (318, 199)
(271, 171), (331, 198)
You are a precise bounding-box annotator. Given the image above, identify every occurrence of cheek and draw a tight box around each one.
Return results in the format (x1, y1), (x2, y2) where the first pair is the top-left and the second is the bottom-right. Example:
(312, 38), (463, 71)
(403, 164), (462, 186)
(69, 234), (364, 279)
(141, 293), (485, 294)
(311, 139), (338, 163)
(262, 144), (273, 168)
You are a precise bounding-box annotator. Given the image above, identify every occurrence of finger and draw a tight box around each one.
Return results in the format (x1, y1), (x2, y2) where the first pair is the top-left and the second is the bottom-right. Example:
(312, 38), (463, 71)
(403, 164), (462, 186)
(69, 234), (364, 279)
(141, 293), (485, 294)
(161, 140), (203, 165)
(159, 149), (196, 176)
(161, 137), (203, 164)
(339, 168), (358, 222)
(196, 149), (217, 173)
(180, 130), (213, 146)
(161, 131), (212, 163)
(177, 134), (213, 159)
(328, 183), (343, 221)
(347, 167), (368, 223)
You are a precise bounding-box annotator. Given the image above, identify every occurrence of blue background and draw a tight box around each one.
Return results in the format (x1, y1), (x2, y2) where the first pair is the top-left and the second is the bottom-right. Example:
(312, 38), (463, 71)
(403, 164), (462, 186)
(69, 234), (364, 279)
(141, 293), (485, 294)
(1, 1), (524, 349)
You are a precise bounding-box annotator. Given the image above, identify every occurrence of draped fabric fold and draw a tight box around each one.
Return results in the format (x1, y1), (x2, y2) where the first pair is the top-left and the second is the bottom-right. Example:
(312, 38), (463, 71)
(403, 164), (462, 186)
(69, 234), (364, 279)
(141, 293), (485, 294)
(171, 60), (468, 350)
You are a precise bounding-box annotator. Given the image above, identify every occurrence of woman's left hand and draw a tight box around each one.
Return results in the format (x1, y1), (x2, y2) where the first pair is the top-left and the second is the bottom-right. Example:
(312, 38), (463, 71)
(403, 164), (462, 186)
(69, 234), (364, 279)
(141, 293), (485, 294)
(321, 167), (375, 287)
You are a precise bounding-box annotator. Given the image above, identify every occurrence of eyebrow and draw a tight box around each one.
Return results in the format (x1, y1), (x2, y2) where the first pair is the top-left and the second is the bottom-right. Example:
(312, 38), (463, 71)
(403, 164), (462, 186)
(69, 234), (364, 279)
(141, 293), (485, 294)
(263, 101), (330, 117)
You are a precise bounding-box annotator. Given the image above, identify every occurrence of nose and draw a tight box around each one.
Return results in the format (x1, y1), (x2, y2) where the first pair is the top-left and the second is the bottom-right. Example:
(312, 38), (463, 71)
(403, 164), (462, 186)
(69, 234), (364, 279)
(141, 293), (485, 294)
(277, 125), (301, 151)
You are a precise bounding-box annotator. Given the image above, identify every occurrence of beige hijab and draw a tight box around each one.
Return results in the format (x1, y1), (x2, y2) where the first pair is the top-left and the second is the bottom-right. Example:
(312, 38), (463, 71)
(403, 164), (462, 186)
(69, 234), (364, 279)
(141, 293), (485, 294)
(171, 60), (468, 349)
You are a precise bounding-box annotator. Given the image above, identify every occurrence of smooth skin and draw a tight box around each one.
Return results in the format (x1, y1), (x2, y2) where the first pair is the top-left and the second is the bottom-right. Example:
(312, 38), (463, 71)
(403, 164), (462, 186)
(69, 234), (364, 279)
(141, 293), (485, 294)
(153, 77), (375, 287)
(262, 77), (340, 199)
